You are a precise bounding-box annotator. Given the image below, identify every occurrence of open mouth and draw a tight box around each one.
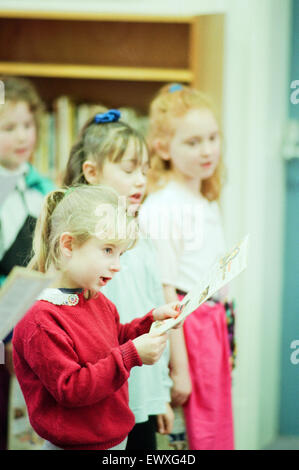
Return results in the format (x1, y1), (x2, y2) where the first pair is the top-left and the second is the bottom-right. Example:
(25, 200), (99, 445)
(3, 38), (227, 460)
(15, 148), (28, 155)
(129, 193), (142, 203)
(99, 276), (112, 286)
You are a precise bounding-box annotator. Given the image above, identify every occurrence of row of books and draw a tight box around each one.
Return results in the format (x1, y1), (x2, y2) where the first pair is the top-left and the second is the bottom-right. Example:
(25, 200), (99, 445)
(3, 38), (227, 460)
(32, 96), (149, 184)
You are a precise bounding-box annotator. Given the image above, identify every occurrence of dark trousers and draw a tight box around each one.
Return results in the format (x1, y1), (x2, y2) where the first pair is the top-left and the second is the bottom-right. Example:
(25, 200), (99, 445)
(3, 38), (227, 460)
(126, 415), (157, 451)
(0, 366), (10, 450)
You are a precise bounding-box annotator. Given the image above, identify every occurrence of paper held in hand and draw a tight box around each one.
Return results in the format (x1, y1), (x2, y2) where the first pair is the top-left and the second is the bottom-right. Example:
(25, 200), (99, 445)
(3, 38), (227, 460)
(0, 266), (54, 341)
(150, 235), (249, 335)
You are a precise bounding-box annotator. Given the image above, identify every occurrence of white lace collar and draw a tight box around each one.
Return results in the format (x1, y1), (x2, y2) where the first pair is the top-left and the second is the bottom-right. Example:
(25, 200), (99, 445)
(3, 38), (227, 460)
(37, 288), (81, 306)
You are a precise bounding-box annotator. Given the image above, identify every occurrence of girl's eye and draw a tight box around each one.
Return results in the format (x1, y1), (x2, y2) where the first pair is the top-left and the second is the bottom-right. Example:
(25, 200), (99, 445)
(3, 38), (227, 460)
(122, 166), (135, 174)
(25, 120), (34, 129)
(2, 125), (15, 132)
(121, 160), (136, 173)
(104, 247), (113, 254)
(210, 133), (219, 142)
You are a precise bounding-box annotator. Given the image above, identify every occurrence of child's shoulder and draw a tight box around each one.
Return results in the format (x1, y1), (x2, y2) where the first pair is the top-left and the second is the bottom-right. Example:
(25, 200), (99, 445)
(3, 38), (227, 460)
(25, 163), (55, 195)
(141, 183), (182, 220)
(17, 297), (62, 324)
(144, 181), (180, 205)
(13, 299), (61, 345)
(91, 290), (117, 313)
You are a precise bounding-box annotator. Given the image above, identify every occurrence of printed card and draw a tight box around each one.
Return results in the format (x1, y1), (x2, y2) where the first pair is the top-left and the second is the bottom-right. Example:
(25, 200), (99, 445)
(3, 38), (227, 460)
(150, 235), (249, 335)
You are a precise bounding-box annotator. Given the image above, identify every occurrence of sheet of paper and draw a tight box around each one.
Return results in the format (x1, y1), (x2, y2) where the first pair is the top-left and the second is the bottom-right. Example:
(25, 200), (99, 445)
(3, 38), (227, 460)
(150, 235), (249, 335)
(0, 266), (53, 341)
(0, 174), (20, 205)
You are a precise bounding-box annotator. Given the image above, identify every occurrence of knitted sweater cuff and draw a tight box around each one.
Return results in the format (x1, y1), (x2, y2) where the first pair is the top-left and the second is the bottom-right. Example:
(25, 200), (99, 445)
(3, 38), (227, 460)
(120, 340), (143, 371)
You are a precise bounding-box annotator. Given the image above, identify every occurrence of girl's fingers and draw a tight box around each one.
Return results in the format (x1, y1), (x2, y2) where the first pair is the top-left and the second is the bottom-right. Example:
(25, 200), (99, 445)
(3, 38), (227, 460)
(157, 415), (165, 434)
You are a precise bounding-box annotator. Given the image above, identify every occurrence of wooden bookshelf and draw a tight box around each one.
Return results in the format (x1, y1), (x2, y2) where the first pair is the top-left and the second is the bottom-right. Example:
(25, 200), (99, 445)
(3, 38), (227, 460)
(0, 63), (193, 82)
(0, 10), (224, 112)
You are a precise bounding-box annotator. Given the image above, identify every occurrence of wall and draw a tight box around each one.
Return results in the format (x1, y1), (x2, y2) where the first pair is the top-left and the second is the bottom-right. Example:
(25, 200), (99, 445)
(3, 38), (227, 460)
(222, 0), (290, 448)
(0, 0), (291, 449)
(280, 0), (299, 436)
(0, 0), (228, 15)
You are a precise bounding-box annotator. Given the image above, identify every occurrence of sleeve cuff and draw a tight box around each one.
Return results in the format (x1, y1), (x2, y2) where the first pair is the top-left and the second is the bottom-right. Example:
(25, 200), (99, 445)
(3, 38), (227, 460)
(120, 340), (143, 371)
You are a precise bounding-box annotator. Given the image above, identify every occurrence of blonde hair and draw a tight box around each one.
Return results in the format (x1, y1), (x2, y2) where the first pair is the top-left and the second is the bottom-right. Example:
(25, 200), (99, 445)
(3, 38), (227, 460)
(0, 76), (44, 138)
(63, 108), (148, 187)
(147, 83), (225, 201)
(31, 184), (137, 274)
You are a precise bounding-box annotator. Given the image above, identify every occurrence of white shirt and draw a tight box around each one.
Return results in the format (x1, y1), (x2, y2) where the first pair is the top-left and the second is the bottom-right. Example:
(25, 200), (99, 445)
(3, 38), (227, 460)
(139, 181), (226, 293)
(0, 163), (45, 259)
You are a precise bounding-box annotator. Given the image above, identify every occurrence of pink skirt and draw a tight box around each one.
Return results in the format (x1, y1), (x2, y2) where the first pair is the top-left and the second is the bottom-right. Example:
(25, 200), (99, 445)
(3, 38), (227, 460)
(182, 301), (234, 450)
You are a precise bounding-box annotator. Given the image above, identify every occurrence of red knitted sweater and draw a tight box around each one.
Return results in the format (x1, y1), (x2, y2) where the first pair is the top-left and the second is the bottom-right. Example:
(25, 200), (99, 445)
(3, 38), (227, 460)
(12, 290), (154, 450)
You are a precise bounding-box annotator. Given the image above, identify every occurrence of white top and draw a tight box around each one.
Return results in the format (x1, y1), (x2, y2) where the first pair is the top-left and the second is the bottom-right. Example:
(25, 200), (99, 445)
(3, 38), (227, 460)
(102, 237), (172, 423)
(0, 163), (45, 259)
(139, 181), (226, 293)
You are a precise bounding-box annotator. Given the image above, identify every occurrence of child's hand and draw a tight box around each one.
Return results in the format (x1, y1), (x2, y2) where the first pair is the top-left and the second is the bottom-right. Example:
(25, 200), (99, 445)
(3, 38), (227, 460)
(153, 302), (182, 322)
(170, 369), (192, 406)
(133, 333), (168, 365)
(157, 402), (174, 435)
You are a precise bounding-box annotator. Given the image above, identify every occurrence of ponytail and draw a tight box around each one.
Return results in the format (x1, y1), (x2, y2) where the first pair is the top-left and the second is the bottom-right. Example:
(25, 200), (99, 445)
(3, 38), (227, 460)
(63, 139), (87, 187)
(30, 189), (65, 272)
(63, 115), (97, 187)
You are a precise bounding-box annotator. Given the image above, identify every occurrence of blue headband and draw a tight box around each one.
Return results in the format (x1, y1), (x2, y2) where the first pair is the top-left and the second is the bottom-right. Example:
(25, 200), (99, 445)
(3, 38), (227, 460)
(169, 83), (183, 93)
(94, 109), (121, 124)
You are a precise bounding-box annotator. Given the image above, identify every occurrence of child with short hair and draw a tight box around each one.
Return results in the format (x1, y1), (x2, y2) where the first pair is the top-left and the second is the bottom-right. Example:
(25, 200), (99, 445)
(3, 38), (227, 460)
(12, 183), (180, 450)
(0, 76), (55, 449)
(140, 83), (235, 450)
(63, 109), (174, 450)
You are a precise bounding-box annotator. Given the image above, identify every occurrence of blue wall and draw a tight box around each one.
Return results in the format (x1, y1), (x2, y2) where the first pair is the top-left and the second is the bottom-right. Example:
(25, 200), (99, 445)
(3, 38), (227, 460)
(280, 0), (299, 436)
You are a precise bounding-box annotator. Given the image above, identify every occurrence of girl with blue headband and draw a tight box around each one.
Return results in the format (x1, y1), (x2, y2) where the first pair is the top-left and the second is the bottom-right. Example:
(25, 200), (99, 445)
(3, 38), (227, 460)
(63, 109), (176, 450)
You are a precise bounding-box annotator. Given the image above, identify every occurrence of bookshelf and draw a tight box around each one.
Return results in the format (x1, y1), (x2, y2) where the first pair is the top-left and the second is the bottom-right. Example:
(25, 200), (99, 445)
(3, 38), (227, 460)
(0, 10), (225, 182)
(0, 10), (224, 112)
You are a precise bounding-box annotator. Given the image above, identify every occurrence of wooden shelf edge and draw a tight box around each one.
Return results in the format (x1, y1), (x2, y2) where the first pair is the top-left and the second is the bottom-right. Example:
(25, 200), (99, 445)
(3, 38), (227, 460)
(0, 9), (194, 23)
(0, 63), (193, 83)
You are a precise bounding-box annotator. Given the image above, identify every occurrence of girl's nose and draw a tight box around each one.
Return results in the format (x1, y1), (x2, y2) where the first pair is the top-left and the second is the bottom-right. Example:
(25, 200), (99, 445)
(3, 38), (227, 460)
(135, 170), (146, 187)
(110, 260), (121, 272)
(201, 140), (212, 157)
(16, 125), (27, 141)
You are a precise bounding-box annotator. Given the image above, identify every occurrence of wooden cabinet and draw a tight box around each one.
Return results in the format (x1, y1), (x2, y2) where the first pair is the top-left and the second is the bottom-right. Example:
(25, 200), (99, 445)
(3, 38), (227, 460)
(0, 10), (224, 112)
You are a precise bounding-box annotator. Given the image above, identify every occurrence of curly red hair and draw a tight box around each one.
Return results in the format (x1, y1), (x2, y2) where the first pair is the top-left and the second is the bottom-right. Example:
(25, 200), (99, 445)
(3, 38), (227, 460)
(147, 83), (225, 201)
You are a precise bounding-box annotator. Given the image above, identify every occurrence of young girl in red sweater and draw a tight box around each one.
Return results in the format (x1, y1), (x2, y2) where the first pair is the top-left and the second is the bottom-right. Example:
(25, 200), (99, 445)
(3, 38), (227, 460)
(12, 183), (180, 450)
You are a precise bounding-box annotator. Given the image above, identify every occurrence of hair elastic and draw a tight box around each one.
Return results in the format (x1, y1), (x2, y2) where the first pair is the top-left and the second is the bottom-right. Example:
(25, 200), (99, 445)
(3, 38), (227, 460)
(169, 83), (183, 93)
(94, 109), (121, 124)
(64, 187), (77, 197)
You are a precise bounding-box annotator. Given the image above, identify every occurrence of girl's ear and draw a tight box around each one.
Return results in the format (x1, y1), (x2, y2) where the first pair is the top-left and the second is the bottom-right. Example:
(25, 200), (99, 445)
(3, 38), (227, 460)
(60, 232), (74, 258)
(153, 139), (171, 161)
(82, 160), (99, 184)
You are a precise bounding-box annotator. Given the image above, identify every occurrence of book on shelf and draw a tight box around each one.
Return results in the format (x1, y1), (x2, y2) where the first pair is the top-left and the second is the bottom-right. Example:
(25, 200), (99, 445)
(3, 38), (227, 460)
(54, 95), (76, 184)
